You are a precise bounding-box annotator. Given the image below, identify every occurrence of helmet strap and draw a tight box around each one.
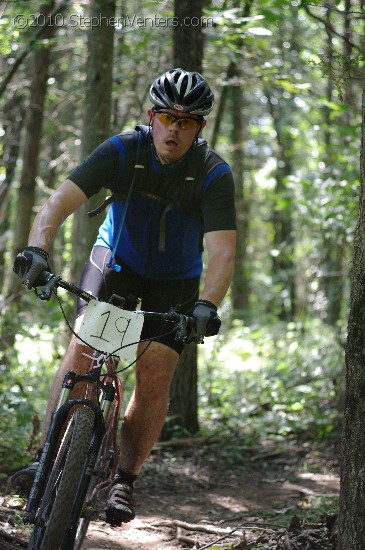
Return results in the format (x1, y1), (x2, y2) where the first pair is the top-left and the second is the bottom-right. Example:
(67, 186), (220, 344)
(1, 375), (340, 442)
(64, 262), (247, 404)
(195, 122), (203, 144)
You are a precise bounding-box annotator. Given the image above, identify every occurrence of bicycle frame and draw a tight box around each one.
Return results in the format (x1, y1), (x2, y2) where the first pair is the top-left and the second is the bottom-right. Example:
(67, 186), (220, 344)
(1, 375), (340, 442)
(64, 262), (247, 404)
(27, 353), (124, 548)
(25, 270), (197, 549)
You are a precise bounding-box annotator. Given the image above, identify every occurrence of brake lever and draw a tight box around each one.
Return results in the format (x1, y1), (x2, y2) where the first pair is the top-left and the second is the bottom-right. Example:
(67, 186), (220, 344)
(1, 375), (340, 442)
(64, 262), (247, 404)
(34, 274), (60, 301)
(176, 315), (203, 344)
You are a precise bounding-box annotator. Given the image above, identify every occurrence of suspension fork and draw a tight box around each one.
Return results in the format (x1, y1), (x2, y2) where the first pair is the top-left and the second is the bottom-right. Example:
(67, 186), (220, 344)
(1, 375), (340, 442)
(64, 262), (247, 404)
(83, 373), (124, 509)
(26, 392), (104, 520)
(65, 376), (124, 544)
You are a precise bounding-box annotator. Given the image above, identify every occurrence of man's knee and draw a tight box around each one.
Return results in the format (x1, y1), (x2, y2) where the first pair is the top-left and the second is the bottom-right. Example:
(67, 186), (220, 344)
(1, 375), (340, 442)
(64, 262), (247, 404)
(135, 342), (179, 390)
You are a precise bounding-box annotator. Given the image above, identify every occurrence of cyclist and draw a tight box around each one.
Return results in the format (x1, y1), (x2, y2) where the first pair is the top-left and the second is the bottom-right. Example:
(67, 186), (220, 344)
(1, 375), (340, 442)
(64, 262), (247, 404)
(12, 68), (237, 526)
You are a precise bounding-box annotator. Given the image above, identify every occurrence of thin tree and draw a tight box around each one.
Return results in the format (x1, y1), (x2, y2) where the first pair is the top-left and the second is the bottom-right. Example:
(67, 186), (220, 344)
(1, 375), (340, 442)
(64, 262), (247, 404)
(230, 84), (250, 313)
(338, 76), (365, 548)
(227, 0), (253, 314)
(165, 0), (205, 436)
(0, 93), (25, 291)
(6, 1), (57, 298)
(70, 0), (116, 282)
(267, 96), (296, 320)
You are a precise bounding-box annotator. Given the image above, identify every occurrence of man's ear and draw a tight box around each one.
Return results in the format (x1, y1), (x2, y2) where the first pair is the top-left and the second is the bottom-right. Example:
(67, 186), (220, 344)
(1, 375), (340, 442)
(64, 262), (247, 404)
(148, 108), (154, 126)
(196, 119), (207, 138)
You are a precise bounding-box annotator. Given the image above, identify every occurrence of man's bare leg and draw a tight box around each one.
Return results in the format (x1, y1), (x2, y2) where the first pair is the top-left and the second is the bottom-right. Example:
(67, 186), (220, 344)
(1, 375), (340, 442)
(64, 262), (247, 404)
(119, 341), (179, 474)
(105, 341), (179, 525)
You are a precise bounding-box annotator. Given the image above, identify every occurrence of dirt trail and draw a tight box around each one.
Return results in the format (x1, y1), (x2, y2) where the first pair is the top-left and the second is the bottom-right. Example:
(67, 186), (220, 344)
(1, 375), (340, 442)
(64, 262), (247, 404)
(1, 439), (340, 549)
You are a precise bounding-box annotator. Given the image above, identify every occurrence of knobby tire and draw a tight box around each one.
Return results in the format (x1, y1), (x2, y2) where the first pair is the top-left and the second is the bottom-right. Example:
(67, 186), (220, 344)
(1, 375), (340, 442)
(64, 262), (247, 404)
(28, 407), (95, 550)
(73, 402), (117, 550)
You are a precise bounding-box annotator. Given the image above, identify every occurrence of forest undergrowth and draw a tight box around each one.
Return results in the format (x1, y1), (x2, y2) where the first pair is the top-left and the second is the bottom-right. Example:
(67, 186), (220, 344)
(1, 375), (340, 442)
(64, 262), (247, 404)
(0, 315), (342, 549)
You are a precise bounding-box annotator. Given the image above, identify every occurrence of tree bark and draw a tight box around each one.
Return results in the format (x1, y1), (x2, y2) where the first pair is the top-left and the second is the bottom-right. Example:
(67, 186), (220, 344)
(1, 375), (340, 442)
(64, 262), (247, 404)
(321, 1), (353, 327)
(230, 85), (250, 313)
(166, 0), (205, 437)
(212, 0), (253, 315)
(210, 0), (253, 150)
(70, 0), (116, 282)
(0, 94), (25, 292)
(338, 77), (365, 548)
(6, 1), (56, 298)
(269, 106), (296, 320)
(173, 0), (204, 73)
(162, 344), (199, 438)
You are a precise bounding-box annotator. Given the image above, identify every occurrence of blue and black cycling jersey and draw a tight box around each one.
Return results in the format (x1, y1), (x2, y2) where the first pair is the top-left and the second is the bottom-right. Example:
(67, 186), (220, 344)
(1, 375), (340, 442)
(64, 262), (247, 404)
(68, 126), (236, 280)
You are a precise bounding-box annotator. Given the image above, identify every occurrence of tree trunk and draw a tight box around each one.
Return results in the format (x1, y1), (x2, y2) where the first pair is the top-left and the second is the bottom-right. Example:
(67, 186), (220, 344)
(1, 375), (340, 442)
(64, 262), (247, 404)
(213, 0), (253, 316)
(173, 0), (204, 73)
(210, 0), (253, 150)
(5, 1), (56, 299)
(1, 1), (56, 366)
(321, 1), (352, 327)
(166, 0), (204, 437)
(70, 0), (116, 283)
(210, 60), (236, 150)
(230, 72), (250, 315)
(162, 344), (199, 438)
(0, 94), (25, 292)
(338, 77), (365, 548)
(268, 99), (296, 320)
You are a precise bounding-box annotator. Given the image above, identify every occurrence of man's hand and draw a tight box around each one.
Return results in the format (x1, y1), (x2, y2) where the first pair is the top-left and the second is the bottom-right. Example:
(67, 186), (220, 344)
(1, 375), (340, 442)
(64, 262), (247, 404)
(192, 299), (221, 341)
(13, 246), (50, 289)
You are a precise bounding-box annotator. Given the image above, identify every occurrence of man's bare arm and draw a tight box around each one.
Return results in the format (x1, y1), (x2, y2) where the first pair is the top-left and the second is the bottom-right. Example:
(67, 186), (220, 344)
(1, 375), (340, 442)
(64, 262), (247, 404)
(28, 179), (88, 251)
(201, 229), (237, 306)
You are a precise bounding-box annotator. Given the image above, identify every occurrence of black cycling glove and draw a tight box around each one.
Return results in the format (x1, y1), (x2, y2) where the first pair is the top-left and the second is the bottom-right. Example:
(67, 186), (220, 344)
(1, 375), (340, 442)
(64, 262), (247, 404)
(13, 246), (50, 289)
(192, 299), (221, 340)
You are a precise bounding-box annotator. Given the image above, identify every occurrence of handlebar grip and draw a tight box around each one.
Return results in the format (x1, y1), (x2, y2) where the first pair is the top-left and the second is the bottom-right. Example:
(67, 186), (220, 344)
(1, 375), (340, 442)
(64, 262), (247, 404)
(33, 270), (53, 287)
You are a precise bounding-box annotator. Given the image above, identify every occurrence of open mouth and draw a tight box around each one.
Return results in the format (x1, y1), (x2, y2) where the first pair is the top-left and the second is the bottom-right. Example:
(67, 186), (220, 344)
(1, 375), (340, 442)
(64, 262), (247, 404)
(165, 139), (178, 149)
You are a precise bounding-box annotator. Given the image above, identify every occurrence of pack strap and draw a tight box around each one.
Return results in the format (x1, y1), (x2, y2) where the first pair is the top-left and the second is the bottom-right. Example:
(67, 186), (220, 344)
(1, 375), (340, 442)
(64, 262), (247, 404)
(159, 203), (174, 252)
(88, 195), (115, 217)
(140, 192), (177, 252)
(107, 131), (144, 271)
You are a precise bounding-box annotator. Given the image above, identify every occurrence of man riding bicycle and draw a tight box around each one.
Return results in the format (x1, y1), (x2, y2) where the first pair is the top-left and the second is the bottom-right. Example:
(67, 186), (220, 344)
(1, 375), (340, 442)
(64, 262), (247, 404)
(12, 68), (237, 526)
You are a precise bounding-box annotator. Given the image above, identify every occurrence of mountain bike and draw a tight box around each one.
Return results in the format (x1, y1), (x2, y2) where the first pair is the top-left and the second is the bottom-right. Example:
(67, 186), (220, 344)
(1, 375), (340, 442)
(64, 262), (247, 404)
(24, 270), (197, 550)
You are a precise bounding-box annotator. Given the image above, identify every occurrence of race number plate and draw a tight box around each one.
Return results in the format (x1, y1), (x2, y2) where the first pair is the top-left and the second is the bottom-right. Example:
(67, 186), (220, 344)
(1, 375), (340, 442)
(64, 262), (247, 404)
(77, 301), (144, 361)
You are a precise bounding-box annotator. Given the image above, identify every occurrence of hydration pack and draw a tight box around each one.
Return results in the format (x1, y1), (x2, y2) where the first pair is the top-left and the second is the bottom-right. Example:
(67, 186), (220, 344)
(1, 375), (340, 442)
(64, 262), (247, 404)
(88, 124), (227, 222)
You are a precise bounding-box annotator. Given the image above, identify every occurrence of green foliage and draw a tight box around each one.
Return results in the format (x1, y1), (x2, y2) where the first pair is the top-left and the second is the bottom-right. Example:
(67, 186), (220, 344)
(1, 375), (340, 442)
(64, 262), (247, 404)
(0, 298), (67, 472)
(199, 318), (344, 443)
(310, 51), (365, 101)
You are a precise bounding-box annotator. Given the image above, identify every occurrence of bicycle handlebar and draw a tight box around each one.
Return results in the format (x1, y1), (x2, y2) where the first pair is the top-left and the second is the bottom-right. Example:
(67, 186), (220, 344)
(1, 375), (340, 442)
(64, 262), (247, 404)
(35, 271), (96, 303)
(33, 270), (200, 344)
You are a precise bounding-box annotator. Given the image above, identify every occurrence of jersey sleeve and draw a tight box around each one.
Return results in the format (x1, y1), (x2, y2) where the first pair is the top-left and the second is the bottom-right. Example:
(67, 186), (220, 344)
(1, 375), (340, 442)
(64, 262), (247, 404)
(201, 167), (237, 233)
(68, 138), (124, 198)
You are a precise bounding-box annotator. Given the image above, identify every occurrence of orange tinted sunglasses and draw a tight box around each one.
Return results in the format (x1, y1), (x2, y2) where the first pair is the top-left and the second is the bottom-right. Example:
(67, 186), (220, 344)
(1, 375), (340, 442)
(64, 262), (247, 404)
(155, 111), (202, 131)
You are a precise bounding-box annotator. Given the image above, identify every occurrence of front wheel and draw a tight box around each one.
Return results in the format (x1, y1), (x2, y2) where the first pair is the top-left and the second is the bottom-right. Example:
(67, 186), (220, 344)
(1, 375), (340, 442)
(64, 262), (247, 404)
(73, 399), (118, 550)
(28, 407), (95, 550)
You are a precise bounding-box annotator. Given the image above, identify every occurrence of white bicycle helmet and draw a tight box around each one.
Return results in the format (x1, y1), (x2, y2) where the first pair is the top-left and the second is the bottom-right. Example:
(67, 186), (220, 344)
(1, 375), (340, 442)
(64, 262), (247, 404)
(149, 68), (214, 116)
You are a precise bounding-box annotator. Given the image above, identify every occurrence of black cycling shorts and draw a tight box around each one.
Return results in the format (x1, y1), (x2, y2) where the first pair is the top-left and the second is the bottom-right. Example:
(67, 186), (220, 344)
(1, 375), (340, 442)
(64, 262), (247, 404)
(76, 246), (200, 354)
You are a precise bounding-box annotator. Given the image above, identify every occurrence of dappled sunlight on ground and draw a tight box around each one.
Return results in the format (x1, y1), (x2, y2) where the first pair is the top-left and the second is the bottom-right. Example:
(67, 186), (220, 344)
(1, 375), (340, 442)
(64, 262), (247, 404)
(1, 439), (340, 549)
(82, 518), (173, 549)
(297, 472), (340, 492)
(208, 492), (250, 513)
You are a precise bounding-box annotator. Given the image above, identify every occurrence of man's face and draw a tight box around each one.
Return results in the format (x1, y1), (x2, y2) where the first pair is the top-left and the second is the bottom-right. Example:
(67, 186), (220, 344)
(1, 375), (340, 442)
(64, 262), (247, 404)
(148, 108), (206, 165)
